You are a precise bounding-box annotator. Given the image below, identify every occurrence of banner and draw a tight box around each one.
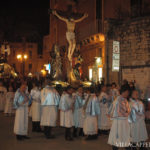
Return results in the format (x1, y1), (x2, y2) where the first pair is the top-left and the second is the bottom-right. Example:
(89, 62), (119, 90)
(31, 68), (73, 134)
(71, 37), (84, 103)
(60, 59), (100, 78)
(112, 41), (120, 72)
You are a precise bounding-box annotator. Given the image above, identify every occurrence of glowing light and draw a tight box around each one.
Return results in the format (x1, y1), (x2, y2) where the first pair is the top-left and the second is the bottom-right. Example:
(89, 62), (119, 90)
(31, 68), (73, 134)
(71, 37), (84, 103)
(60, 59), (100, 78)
(17, 54), (22, 59)
(99, 34), (105, 42)
(96, 57), (101, 64)
(44, 64), (51, 74)
(89, 68), (92, 81)
(28, 72), (33, 77)
(41, 69), (46, 76)
(24, 54), (28, 59)
(98, 67), (102, 81)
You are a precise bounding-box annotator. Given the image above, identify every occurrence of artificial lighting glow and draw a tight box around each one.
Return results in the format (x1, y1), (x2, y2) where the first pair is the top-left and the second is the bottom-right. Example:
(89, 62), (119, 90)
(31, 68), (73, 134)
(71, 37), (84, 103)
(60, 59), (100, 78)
(148, 98), (150, 101)
(113, 67), (119, 70)
(99, 34), (105, 42)
(17, 54), (22, 59)
(44, 64), (51, 74)
(14, 73), (18, 77)
(98, 67), (102, 81)
(82, 81), (92, 87)
(24, 54), (28, 59)
(89, 68), (92, 81)
(96, 57), (101, 64)
(41, 69), (46, 76)
(28, 72), (33, 77)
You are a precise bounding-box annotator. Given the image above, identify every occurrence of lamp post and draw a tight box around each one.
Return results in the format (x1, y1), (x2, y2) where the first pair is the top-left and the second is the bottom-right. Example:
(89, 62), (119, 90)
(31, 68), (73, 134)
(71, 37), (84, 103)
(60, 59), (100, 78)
(17, 54), (28, 76)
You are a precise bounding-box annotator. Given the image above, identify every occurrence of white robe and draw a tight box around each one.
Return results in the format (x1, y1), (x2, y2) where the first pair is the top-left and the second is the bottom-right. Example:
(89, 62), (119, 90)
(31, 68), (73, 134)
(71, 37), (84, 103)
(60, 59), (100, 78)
(59, 93), (74, 128)
(40, 86), (60, 127)
(98, 92), (111, 130)
(83, 115), (98, 135)
(73, 92), (85, 128)
(30, 88), (41, 121)
(40, 106), (58, 126)
(4, 92), (14, 114)
(129, 99), (148, 142)
(83, 94), (100, 135)
(0, 86), (7, 111)
(108, 117), (130, 147)
(108, 96), (131, 147)
(14, 103), (28, 135)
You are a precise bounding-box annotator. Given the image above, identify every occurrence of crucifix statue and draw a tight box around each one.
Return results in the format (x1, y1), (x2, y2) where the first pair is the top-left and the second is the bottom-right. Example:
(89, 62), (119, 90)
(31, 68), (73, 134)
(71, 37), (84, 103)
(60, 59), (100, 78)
(50, 5), (88, 62)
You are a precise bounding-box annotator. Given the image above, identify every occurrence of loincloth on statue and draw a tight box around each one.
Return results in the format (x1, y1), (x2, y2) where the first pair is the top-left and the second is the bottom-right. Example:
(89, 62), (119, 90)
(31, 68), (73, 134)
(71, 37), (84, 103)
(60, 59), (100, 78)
(66, 31), (75, 41)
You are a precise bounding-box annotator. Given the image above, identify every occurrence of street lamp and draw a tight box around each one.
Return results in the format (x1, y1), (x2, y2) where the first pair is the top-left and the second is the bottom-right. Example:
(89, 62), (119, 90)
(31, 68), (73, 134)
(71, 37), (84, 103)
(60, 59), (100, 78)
(17, 54), (28, 76)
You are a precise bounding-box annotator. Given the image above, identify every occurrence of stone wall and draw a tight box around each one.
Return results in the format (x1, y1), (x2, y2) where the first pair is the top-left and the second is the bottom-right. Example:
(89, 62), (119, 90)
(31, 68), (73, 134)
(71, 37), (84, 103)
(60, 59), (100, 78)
(105, 16), (150, 89)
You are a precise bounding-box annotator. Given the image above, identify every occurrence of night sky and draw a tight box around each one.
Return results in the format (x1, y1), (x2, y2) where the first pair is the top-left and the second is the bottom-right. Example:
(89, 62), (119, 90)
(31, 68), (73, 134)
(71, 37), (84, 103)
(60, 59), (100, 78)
(0, 0), (50, 42)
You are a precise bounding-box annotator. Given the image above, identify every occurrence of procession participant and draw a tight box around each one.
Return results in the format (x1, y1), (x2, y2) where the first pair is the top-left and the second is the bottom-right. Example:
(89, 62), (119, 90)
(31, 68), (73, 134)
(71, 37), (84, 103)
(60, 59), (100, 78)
(83, 87), (100, 140)
(73, 86), (85, 137)
(59, 86), (74, 141)
(30, 82), (41, 132)
(0, 81), (7, 112)
(4, 85), (14, 116)
(98, 85), (111, 135)
(110, 82), (120, 101)
(13, 82), (30, 141)
(108, 85), (131, 150)
(129, 90), (148, 150)
(40, 80), (60, 139)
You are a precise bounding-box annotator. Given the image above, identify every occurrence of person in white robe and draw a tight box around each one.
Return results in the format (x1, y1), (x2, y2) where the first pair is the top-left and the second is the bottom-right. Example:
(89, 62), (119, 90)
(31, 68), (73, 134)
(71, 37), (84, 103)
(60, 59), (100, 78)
(110, 82), (120, 101)
(0, 81), (7, 112)
(13, 82), (30, 141)
(59, 86), (74, 141)
(4, 86), (14, 116)
(98, 85), (111, 134)
(40, 81), (60, 139)
(73, 87), (85, 137)
(30, 82), (41, 132)
(83, 87), (100, 140)
(108, 85), (131, 150)
(129, 90), (148, 150)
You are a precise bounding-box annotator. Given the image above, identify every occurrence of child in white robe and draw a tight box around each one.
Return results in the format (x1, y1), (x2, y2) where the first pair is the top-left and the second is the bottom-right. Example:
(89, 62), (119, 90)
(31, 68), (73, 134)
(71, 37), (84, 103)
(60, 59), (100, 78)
(30, 82), (41, 132)
(98, 85), (111, 134)
(14, 82), (30, 141)
(4, 86), (14, 116)
(83, 87), (100, 140)
(59, 86), (74, 141)
(73, 87), (85, 137)
(108, 85), (131, 150)
(40, 82), (60, 139)
(129, 90), (148, 150)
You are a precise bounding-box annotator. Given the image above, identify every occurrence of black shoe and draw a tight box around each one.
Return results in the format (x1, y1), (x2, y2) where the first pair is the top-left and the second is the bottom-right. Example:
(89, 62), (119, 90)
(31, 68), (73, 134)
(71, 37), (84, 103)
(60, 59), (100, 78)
(16, 135), (24, 141)
(79, 128), (84, 137)
(22, 136), (30, 139)
(85, 135), (92, 140)
(66, 137), (73, 141)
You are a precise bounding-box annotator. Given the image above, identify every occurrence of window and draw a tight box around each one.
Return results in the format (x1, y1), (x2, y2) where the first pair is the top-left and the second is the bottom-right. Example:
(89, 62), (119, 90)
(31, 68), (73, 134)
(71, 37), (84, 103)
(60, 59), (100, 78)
(29, 64), (32, 71)
(29, 50), (32, 59)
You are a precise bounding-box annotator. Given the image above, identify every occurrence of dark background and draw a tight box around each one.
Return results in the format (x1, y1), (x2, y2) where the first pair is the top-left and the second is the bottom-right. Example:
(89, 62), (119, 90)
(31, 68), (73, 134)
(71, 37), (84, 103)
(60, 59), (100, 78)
(0, 0), (50, 43)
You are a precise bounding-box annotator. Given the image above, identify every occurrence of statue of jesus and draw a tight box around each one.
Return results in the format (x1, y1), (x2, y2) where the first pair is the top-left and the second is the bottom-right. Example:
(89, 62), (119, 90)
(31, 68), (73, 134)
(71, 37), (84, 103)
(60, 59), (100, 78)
(52, 9), (88, 62)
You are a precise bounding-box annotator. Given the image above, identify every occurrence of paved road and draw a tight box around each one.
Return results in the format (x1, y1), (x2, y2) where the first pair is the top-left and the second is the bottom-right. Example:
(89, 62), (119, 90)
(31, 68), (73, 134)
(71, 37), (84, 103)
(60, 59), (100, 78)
(0, 113), (149, 150)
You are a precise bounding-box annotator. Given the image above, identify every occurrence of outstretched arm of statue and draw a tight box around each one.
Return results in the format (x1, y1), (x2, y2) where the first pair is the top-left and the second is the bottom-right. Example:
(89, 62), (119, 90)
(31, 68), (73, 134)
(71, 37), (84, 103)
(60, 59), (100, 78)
(74, 13), (88, 23)
(52, 10), (67, 22)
